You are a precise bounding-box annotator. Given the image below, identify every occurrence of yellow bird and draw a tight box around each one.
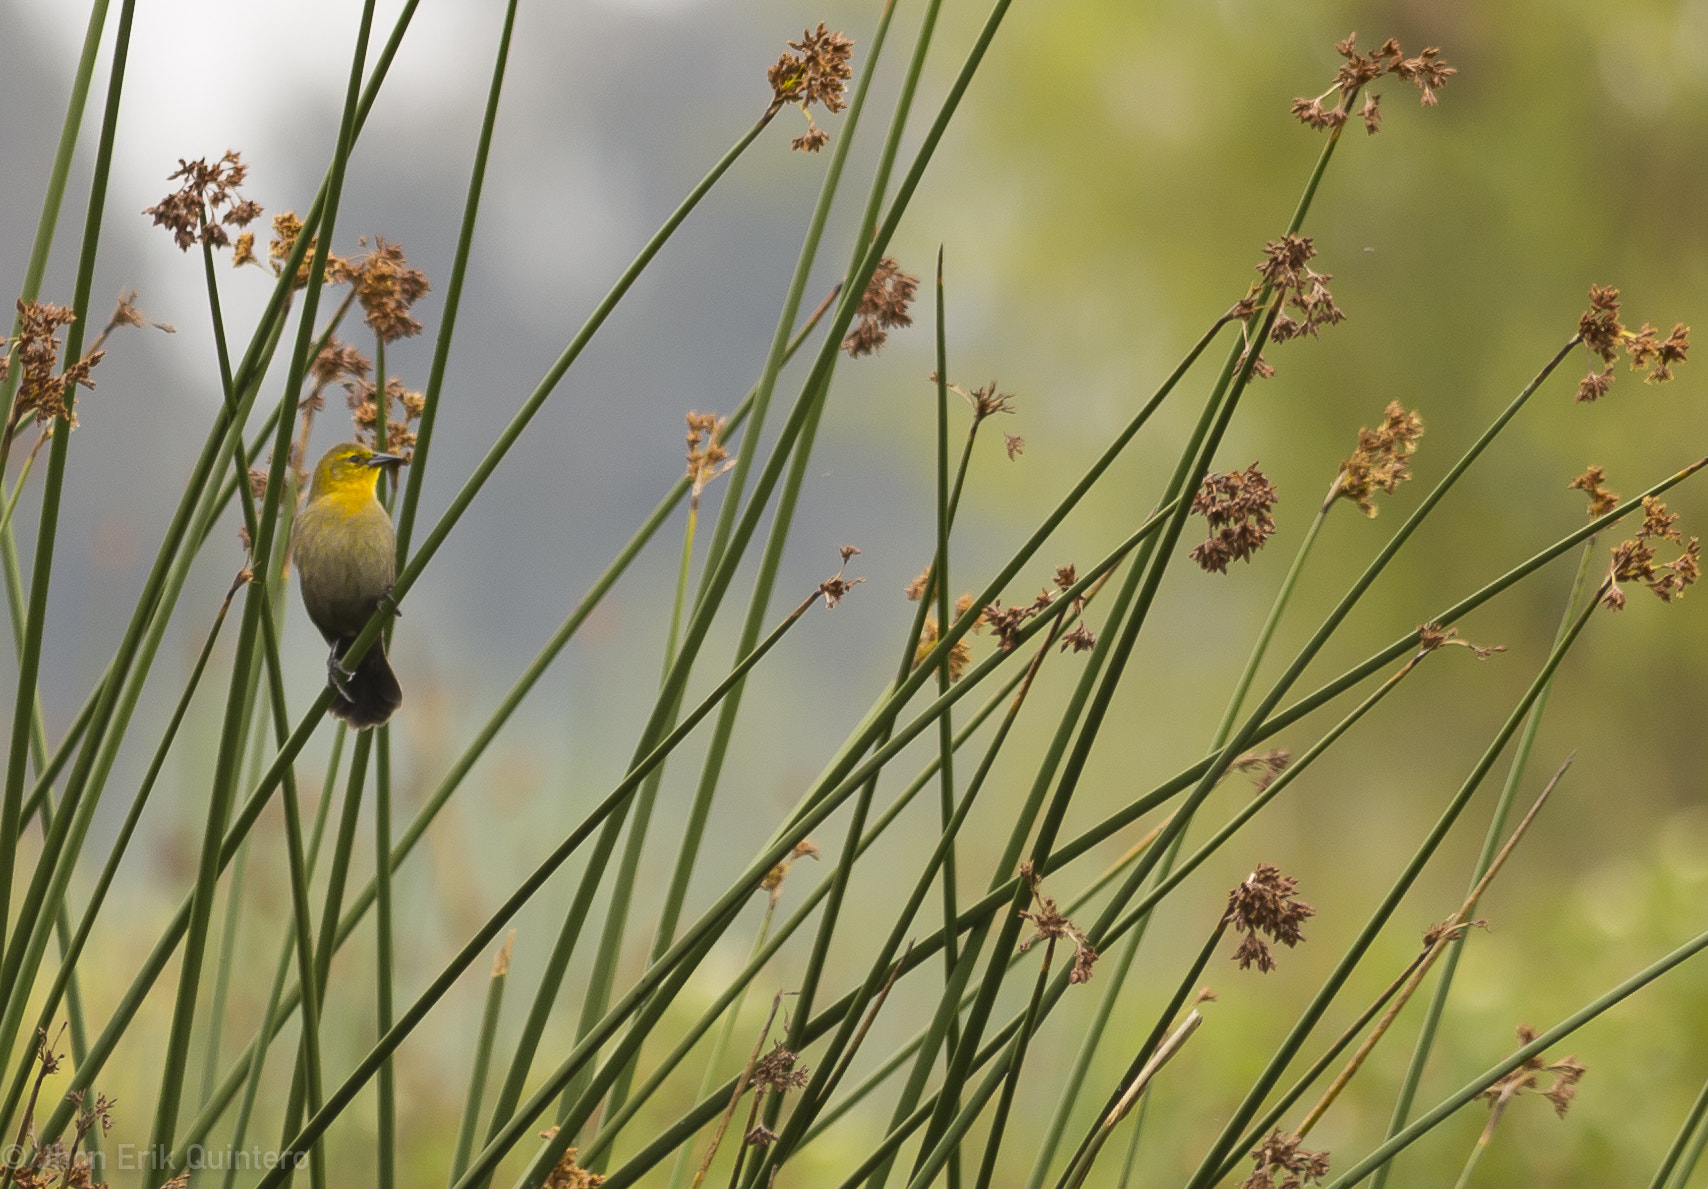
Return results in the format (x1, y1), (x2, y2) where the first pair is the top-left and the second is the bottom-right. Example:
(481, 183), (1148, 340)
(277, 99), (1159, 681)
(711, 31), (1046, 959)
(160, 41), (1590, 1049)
(292, 441), (406, 729)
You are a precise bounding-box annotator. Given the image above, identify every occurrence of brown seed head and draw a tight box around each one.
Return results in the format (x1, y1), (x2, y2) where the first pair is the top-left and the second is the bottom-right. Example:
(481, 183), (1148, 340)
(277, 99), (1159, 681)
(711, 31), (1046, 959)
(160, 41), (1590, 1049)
(1575, 287), (1690, 396)
(685, 410), (736, 500)
(791, 124), (830, 153)
(1190, 463), (1279, 573)
(1291, 33), (1452, 135)
(1336, 401), (1423, 517)
(1602, 496), (1700, 608)
(144, 151), (261, 252)
(1231, 749), (1291, 792)
(1414, 622), (1504, 660)
(347, 237), (430, 343)
(1568, 466), (1618, 518)
(1360, 92), (1383, 134)
(818, 547), (864, 608)
(768, 23), (854, 113)
(750, 1041), (811, 1093)
(1478, 1024), (1586, 1123)
(539, 1139), (605, 1189)
(7, 300), (101, 427)
(964, 380), (1016, 422)
(1242, 1130), (1331, 1189)
(912, 616), (973, 681)
(843, 257), (918, 357)
(1224, 863), (1315, 974)
(312, 339), (373, 392)
(1016, 868), (1098, 983)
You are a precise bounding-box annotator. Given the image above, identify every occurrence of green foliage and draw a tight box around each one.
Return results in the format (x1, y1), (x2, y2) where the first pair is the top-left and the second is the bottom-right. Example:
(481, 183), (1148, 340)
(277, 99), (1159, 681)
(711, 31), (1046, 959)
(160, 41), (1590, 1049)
(1, 4), (1705, 1189)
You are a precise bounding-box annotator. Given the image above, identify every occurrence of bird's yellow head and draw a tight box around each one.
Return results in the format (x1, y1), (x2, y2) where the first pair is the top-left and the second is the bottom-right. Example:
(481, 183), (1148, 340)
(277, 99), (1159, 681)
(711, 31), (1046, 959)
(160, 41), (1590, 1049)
(307, 441), (406, 504)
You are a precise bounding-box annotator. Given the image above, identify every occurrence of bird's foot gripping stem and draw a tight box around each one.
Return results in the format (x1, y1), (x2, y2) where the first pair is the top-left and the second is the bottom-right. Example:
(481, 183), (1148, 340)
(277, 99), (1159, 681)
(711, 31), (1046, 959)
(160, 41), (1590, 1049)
(326, 645), (357, 704)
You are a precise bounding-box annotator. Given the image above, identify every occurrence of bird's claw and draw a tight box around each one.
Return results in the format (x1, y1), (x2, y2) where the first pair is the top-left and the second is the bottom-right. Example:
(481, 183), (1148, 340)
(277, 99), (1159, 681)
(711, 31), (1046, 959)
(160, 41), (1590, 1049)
(378, 586), (402, 618)
(327, 649), (357, 704)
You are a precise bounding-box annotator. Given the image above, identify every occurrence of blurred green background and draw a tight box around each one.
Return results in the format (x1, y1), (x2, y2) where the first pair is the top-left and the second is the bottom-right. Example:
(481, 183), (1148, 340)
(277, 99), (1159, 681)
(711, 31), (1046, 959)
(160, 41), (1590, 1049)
(2, 0), (1707, 1183)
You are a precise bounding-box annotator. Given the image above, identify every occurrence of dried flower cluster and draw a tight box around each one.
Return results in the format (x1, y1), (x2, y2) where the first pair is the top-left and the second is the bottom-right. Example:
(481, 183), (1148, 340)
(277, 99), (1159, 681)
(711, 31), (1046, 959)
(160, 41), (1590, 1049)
(932, 373), (1023, 456)
(981, 564), (1091, 653)
(3, 292), (171, 435)
(1291, 34), (1456, 134)
(844, 257), (918, 357)
(1224, 863), (1314, 973)
(1241, 1129), (1331, 1189)
(1576, 285), (1690, 401)
(1416, 622), (1505, 660)
(340, 237), (431, 343)
(312, 339), (373, 396)
(346, 375), (426, 460)
(1335, 402), (1424, 516)
(1478, 1025), (1586, 1122)
(685, 410), (736, 503)
(143, 150), (262, 252)
(1568, 465), (1618, 518)
(819, 545), (865, 608)
(3, 300), (102, 428)
(1248, 234), (1345, 348)
(750, 1040), (811, 1095)
(1231, 748), (1291, 792)
(737, 1039), (811, 1148)
(767, 22), (854, 151)
(1190, 463), (1279, 573)
(911, 599), (977, 681)
(5, 1033), (114, 1189)
(538, 1131), (605, 1189)
(761, 838), (820, 905)
(265, 211), (339, 289)
(1017, 863), (1098, 983)
(1601, 494), (1700, 609)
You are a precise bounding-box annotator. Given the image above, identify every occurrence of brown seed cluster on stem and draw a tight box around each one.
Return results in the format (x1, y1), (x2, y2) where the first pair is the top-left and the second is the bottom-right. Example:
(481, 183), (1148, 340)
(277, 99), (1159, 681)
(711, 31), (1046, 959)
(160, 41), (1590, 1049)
(1600, 493), (1700, 609)
(1416, 623), (1505, 660)
(1231, 749), (1291, 792)
(1478, 1025), (1586, 1125)
(343, 237), (431, 343)
(267, 211), (345, 289)
(1016, 863), (1098, 983)
(685, 410), (736, 504)
(1241, 1129), (1331, 1189)
(1190, 463), (1279, 573)
(761, 839), (820, 905)
(1334, 402), (1424, 517)
(143, 150), (263, 251)
(818, 546), (865, 608)
(932, 373), (1023, 455)
(1291, 34), (1456, 133)
(767, 22), (855, 152)
(1229, 236), (1345, 378)
(843, 257), (918, 357)
(912, 600), (978, 681)
(1255, 235), (1345, 345)
(1575, 285), (1690, 401)
(3, 301), (102, 428)
(1224, 863), (1315, 973)
(980, 563), (1092, 653)
(537, 1130), (605, 1189)
(1567, 465), (1618, 518)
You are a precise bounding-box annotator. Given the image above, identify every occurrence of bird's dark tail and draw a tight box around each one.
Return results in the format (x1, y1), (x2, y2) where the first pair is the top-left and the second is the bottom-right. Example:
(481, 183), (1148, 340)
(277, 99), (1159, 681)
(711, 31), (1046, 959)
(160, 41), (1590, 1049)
(329, 636), (402, 729)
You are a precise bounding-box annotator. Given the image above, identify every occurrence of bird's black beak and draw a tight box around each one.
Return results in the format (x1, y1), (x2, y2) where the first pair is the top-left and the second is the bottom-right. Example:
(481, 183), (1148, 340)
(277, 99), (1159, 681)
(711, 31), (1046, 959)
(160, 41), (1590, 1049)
(364, 452), (407, 469)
